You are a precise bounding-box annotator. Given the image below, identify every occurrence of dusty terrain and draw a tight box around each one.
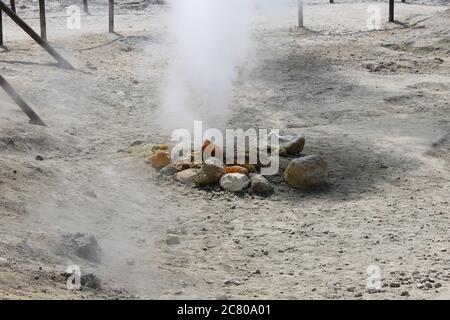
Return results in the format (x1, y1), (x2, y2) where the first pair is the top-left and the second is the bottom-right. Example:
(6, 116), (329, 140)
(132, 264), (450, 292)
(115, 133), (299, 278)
(0, 1), (449, 299)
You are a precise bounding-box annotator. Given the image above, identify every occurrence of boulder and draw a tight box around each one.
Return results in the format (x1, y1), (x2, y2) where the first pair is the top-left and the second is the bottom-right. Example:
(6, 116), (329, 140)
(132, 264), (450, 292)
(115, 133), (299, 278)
(250, 174), (274, 194)
(219, 173), (250, 192)
(283, 155), (328, 189)
(175, 169), (200, 184)
(194, 158), (224, 186)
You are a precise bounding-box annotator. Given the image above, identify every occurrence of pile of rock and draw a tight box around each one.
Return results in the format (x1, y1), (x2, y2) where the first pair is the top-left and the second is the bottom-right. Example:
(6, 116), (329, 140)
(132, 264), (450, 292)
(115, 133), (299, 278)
(149, 134), (328, 194)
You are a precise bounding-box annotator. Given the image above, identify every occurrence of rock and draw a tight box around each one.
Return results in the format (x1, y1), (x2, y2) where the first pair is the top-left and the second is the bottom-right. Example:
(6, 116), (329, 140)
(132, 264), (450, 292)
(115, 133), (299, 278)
(81, 273), (102, 290)
(400, 291), (409, 297)
(279, 157), (292, 171)
(151, 150), (171, 169)
(271, 133), (305, 155)
(166, 235), (180, 245)
(216, 294), (228, 300)
(194, 158), (224, 186)
(130, 140), (145, 147)
(151, 144), (169, 152)
(250, 174), (274, 194)
(241, 164), (256, 173)
(219, 173), (250, 192)
(175, 169), (199, 184)
(283, 155), (328, 189)
(173, 153), (196, 171)
(224, 166), (249, 175)
(60, 233), (102, 263)
(159, 164), (177, 176)
(35, 155), (44, 161)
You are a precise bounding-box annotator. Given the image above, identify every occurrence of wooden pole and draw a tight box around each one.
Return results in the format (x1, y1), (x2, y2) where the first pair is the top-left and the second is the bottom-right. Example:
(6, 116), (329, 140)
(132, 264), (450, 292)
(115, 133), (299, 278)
(0, 75), (47, 127)
(389, 0), (394, 22)
(83, 0), (89, 14)
(298, 0), (303, 28)
(39, 0), (46, 40)
(0, 8), (3, 47)
(0, 1), (73, 69)
(10, 0), (15, 12)
(109, 0), (114, 33)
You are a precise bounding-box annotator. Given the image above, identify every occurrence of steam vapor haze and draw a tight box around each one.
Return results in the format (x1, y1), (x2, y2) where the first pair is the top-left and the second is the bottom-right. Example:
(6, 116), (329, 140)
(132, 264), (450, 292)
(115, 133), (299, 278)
(160, 0), (256, 131)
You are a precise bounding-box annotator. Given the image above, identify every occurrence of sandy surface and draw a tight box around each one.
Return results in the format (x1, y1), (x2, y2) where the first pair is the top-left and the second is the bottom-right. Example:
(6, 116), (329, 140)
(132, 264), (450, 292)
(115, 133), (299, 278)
(1, 1), (449, 299)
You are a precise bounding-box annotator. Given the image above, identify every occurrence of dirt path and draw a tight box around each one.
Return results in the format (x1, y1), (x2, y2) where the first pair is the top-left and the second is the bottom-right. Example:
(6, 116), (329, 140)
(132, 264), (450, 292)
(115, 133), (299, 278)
(1, 2), (449, 299)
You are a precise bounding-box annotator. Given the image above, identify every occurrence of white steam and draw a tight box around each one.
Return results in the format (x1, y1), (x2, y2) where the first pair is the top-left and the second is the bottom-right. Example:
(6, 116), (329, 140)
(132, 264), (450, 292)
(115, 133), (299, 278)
(160, 0), (256, 131)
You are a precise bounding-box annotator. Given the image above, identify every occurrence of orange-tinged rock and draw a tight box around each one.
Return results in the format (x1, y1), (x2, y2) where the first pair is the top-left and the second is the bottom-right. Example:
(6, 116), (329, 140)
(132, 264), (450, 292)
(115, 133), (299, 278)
(151, 150), (171, 169)
(224, 166), (249, 175)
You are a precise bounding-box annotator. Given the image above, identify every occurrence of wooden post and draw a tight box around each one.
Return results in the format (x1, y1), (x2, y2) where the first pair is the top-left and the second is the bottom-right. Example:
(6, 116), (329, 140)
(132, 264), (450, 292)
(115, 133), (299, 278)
(0, 8), (3, 47)
(389, 0), (394, 22)
(83, 0), (89, 14)
(298, 0), (303, 28)
(39, 0), (46, 40)
(0, 1), (73, 69)
(0, 75), (47, 127)
(10, 0), (15, 12)
(109, 0), (114, 33)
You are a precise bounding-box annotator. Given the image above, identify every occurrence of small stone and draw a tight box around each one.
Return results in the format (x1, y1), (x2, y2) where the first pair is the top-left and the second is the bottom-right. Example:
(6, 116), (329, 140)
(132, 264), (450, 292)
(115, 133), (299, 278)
(126, 259), (135, 266)
(400, 291), (409, 297)
(166, 235), (180, 245)
(346, 287), (356, 292)
(216, 295), (228, 300)
(151, 150), (171, 169)
(283, 155), (328, 189)
(35, 155), (44, 161)
(224, 166), (249, 175)
(194, 158), (224, 186)
(389, 282), (401, 288)
(275, 134), (306, 155)
(130, 140), (145, 147)
(159, 164), (177, 176)
(434, 282), (442, 288)
(250, 174), (274, 194)
(219, 173), (250, 192)
(354, 292), (363, 297)
(151, 144), (169, 152)
(175, 169), (200, 184)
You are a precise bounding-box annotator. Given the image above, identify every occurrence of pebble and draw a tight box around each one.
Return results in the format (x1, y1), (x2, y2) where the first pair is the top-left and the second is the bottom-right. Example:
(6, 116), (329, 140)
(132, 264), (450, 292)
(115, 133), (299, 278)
(166, 235), (180, 245)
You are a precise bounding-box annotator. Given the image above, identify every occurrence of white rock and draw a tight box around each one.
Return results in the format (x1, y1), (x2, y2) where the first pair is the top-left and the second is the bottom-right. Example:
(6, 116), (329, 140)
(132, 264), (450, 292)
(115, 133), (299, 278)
(219, 173), (250, 192)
